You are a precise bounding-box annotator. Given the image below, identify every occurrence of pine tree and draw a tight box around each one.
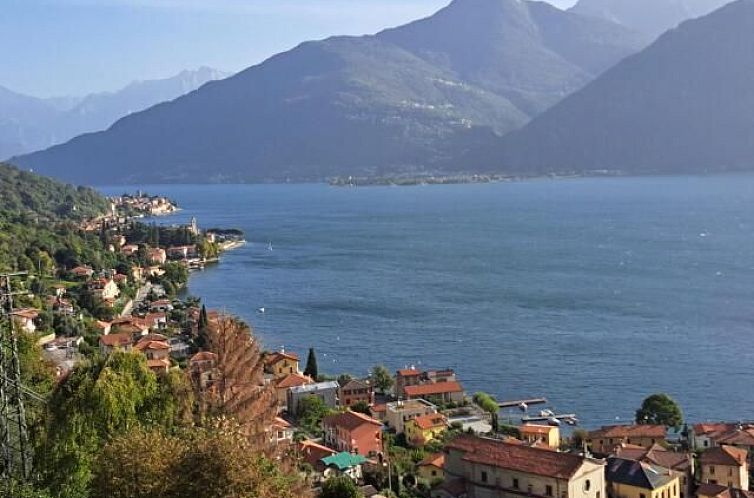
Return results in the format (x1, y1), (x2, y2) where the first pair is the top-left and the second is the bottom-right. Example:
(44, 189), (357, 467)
(304, 347), (318, 380)
(196, 305), (209, 348)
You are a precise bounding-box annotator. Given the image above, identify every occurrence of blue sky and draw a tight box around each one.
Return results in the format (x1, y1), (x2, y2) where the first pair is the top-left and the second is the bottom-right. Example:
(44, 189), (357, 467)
(2, 0), (576, 98)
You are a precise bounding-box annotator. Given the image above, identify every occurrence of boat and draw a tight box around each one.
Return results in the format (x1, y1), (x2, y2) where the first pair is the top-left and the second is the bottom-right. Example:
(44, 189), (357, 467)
(268, 242), (273, 251)
(547, 416), (561, 426)
(518, 402), (528, 412)
(540, 409), (555, 417)
(257, 307), (266, 314)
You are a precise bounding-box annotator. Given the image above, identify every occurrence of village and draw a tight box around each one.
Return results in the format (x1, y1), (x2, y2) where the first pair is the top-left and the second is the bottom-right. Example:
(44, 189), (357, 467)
(3, 195), (754, 498)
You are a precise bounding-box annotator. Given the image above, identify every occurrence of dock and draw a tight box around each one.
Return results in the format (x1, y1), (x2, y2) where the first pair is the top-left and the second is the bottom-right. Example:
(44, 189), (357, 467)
(497, 398), (548, 409)
(521, 413), (578, 423)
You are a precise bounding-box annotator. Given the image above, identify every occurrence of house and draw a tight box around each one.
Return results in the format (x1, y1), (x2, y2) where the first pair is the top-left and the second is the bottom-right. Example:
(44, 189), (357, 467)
(271, 417), (294, 446)
(405, 413), (448, 447)
(321, 452), (368, 481)
(396, 366), (458, 399)
(189, 351), (219, 391)
(147, 248), (167, 265)
(134, 337), (170, 361)
(88, 278), (120, 301)
(131, 266), (145, 282)
(521, 425), (561, 450)
(299, 439), (337, 474)
(71, 266), (94, 279)
(166, 245), (197, 260)
(168, 338), (191, 359)
(11, 308), (39, 333)
(99, 332), (133, 355)
(339, 378), (374, 407)
(588, 425), (667, 454)
(110, 317), (150, 336)
(274, 373), (313, 409)
(418, 453), (445, 483)
(438, 434), (606, 498)
(693, 423), (754, 465)
(287, 381), (339, 415)
(94, 320), (112, 335)
(699, 446), (749, 490)
(614, 443), (694, 498)
(47, 296), (74, 315)
(323, 411), (382, 455)
(144, 312), (167, 330)
(404, 381), (464, 405)
(149, 299), (174, 313)
(370, 403), (387, 422)
(322, 410), (383, 457)
(606, 457), (680, 498)
(120, 244), (139, 256)
(385, 398), (438, 435)
(697, 483), (754, 498)
(265, 350), (300, 380)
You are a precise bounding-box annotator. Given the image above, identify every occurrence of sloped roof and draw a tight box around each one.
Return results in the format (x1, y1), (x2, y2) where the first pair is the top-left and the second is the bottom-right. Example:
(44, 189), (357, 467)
(606, 458), (675, 490)
(418, 453), (445, 469)
(701, 445), (748, 466)
(275, 373), (313, 389)
(321, 452), (367, 471)
(412, 413), (448, 430)
(521, 424), (557, 436)
(323, 410), (383, 431)
(590, 424), (667, 439)
(266, 351), (299, 365)
(99, 332), (132, 347)
(697, 483), (754, 498)
(446, 435), (592, 479)
(614, 444), (692, 471)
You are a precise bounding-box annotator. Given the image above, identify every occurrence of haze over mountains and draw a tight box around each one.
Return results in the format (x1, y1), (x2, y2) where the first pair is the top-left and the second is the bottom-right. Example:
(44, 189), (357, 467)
(14, 0), (644, 184)
(493, 0), (754, 175)
(570, 0), (732, 38)
(0, 67), (227, 159)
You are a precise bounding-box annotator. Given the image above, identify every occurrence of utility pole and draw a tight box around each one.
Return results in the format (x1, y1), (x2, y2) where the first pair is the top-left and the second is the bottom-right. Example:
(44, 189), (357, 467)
(0, 272), (32, 480)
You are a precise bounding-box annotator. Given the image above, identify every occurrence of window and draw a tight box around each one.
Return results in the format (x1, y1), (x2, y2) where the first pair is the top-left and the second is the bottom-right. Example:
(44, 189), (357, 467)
(585, 480), (592, 492)
(546, 485), (554, 496)
(481, 471), (488, 483)
(431, 470), (437, 477)
(597, 492), (601, 498)
(728, 468), (733, 476)
(513, 478), (520, 489)
(710, 466), (715, 475)
(640, 493), (647, 498)
(528, 484), (533, 494)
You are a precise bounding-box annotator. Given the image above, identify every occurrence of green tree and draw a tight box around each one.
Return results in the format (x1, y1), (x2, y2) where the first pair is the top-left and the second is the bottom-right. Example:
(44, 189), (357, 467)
(297, 395), (335, 435)
(304, 347), (318, 379)
(371, 365), (394, 394)
(473, 392), (499, 431)
(350, 400), (371, 415)
(320, 476), (363, 498)
(635, 393), (683, 428)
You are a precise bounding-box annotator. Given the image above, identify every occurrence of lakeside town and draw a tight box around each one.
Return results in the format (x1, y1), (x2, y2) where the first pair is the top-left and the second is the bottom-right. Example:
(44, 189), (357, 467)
(4, 191), (754, 498)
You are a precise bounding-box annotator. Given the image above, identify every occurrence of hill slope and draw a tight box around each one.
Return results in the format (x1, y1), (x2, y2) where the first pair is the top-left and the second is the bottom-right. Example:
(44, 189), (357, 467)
(0, 67), (227, 159)
(12, 0), (643, 184)
(570, 0), (732, 39)
(490, 0), (754, 175)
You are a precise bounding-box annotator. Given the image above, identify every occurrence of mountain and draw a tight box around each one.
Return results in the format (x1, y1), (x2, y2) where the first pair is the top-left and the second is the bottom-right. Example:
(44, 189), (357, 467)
(0, 67), (227, 159)
(570, 0), (732, 39)
(12, 0), (644, 184)
(490, 0), (754, 176)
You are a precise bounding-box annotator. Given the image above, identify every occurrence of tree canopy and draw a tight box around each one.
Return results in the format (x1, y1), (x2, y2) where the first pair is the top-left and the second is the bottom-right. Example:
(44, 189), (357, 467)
(320, 476), (364, 498)
(304, 347), (318, 380)
(636, 393), (683, 428)
(370, 365), (394, 394)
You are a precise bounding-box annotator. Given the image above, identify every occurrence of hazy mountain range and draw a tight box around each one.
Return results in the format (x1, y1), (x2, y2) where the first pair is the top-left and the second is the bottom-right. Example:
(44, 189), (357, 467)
(570, 0), (732, 39)
(13, 0), (644, 184)
(11, 0), (753, 184)
(0, 67), (227, 159)
(489, 0), (754, 175)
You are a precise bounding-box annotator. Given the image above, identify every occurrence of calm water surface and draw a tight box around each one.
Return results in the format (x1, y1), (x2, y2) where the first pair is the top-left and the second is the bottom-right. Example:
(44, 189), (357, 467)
(103, 176), (754, 427)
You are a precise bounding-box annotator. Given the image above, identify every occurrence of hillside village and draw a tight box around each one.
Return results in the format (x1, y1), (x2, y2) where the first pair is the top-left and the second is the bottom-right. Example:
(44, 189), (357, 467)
(3, 188), (754, 498)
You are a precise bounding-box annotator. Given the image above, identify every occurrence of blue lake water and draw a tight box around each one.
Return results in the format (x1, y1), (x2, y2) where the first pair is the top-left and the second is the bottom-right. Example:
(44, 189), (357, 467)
(102, 175), (754, 428)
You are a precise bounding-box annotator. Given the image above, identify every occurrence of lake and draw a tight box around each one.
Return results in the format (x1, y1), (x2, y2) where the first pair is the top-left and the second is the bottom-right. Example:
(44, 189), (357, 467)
(102, 175), (754, 428)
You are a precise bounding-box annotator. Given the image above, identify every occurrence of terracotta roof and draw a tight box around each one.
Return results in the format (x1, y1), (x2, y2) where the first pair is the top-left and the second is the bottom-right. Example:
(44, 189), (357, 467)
(299, 439), (336, 467)
(95, 320), (111, 329)
(371, 403), (387, 414)
(698, 484), (754, 498)
(701, 445), (748, 466)
(717, 429), (754, 446)
(190, 351), (217, 362)
(275, 373), (313, 389)
(273, 417), (292, 429)
(412, 413), (448, 431)
(398, 368), (421, 377)
(589, 424), (667, 439)
(614, 444), (691, 471)
(340, 378), (371, 390)
(521, 424), (557, 436)
(446, 435), (592, 479)
(404, 381), (463, 397)
(99, 333), (133, 347)
(147, 358), (170, 369)
(134, 340), (170, 352)
(266, 351), (299, 365)
(419, 453), (445, 469)
(695, 423), (739, 436)
(323, 410), (383, 432)
(11, 308), (39, 319)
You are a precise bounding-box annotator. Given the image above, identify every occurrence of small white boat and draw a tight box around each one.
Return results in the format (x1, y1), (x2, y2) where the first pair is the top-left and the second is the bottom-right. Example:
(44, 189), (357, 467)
(267, 242), (273, 251)
(519, 402), (528, 412)
(540, 409), (555, 417)
(547, 416), (562, 426)
(257, 307), (266, 314)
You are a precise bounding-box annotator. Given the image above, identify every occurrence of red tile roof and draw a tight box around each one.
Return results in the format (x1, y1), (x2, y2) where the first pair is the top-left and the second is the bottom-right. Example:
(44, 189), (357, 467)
(190, 351), (217, 364)
(701, 445), (748, 466)
(413, 413), (448, 431)
(99, 333), (133, 347)
(266, 351), (299, 365)
(134, 340), (170, 352)
(446, 435), (591, 479)
(419, 453), (445, 469)
(323, 410), (383, 432)
(589, 424), (667, 439)
(404, 381), (463, 397)
(398, 368), (421, 377)
(275, 373), (313, 389)
(521, 424), (557, 436)
(698, 483), (754, 498)
(299, 440), (337, 467)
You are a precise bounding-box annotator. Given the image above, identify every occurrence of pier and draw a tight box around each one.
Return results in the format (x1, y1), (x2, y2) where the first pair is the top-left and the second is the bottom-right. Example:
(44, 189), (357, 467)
(497, 398), (548, 409)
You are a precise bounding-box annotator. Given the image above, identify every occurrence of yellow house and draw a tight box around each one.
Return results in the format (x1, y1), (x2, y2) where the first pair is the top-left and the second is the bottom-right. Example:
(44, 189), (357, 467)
(405, 413), (447, 447)
(607, 458), (680, 498)
(265, 351), (300, 380)
(700, 445), (749, 490)
(521, 424), (561, 449)
(418, 453), (445, 483)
